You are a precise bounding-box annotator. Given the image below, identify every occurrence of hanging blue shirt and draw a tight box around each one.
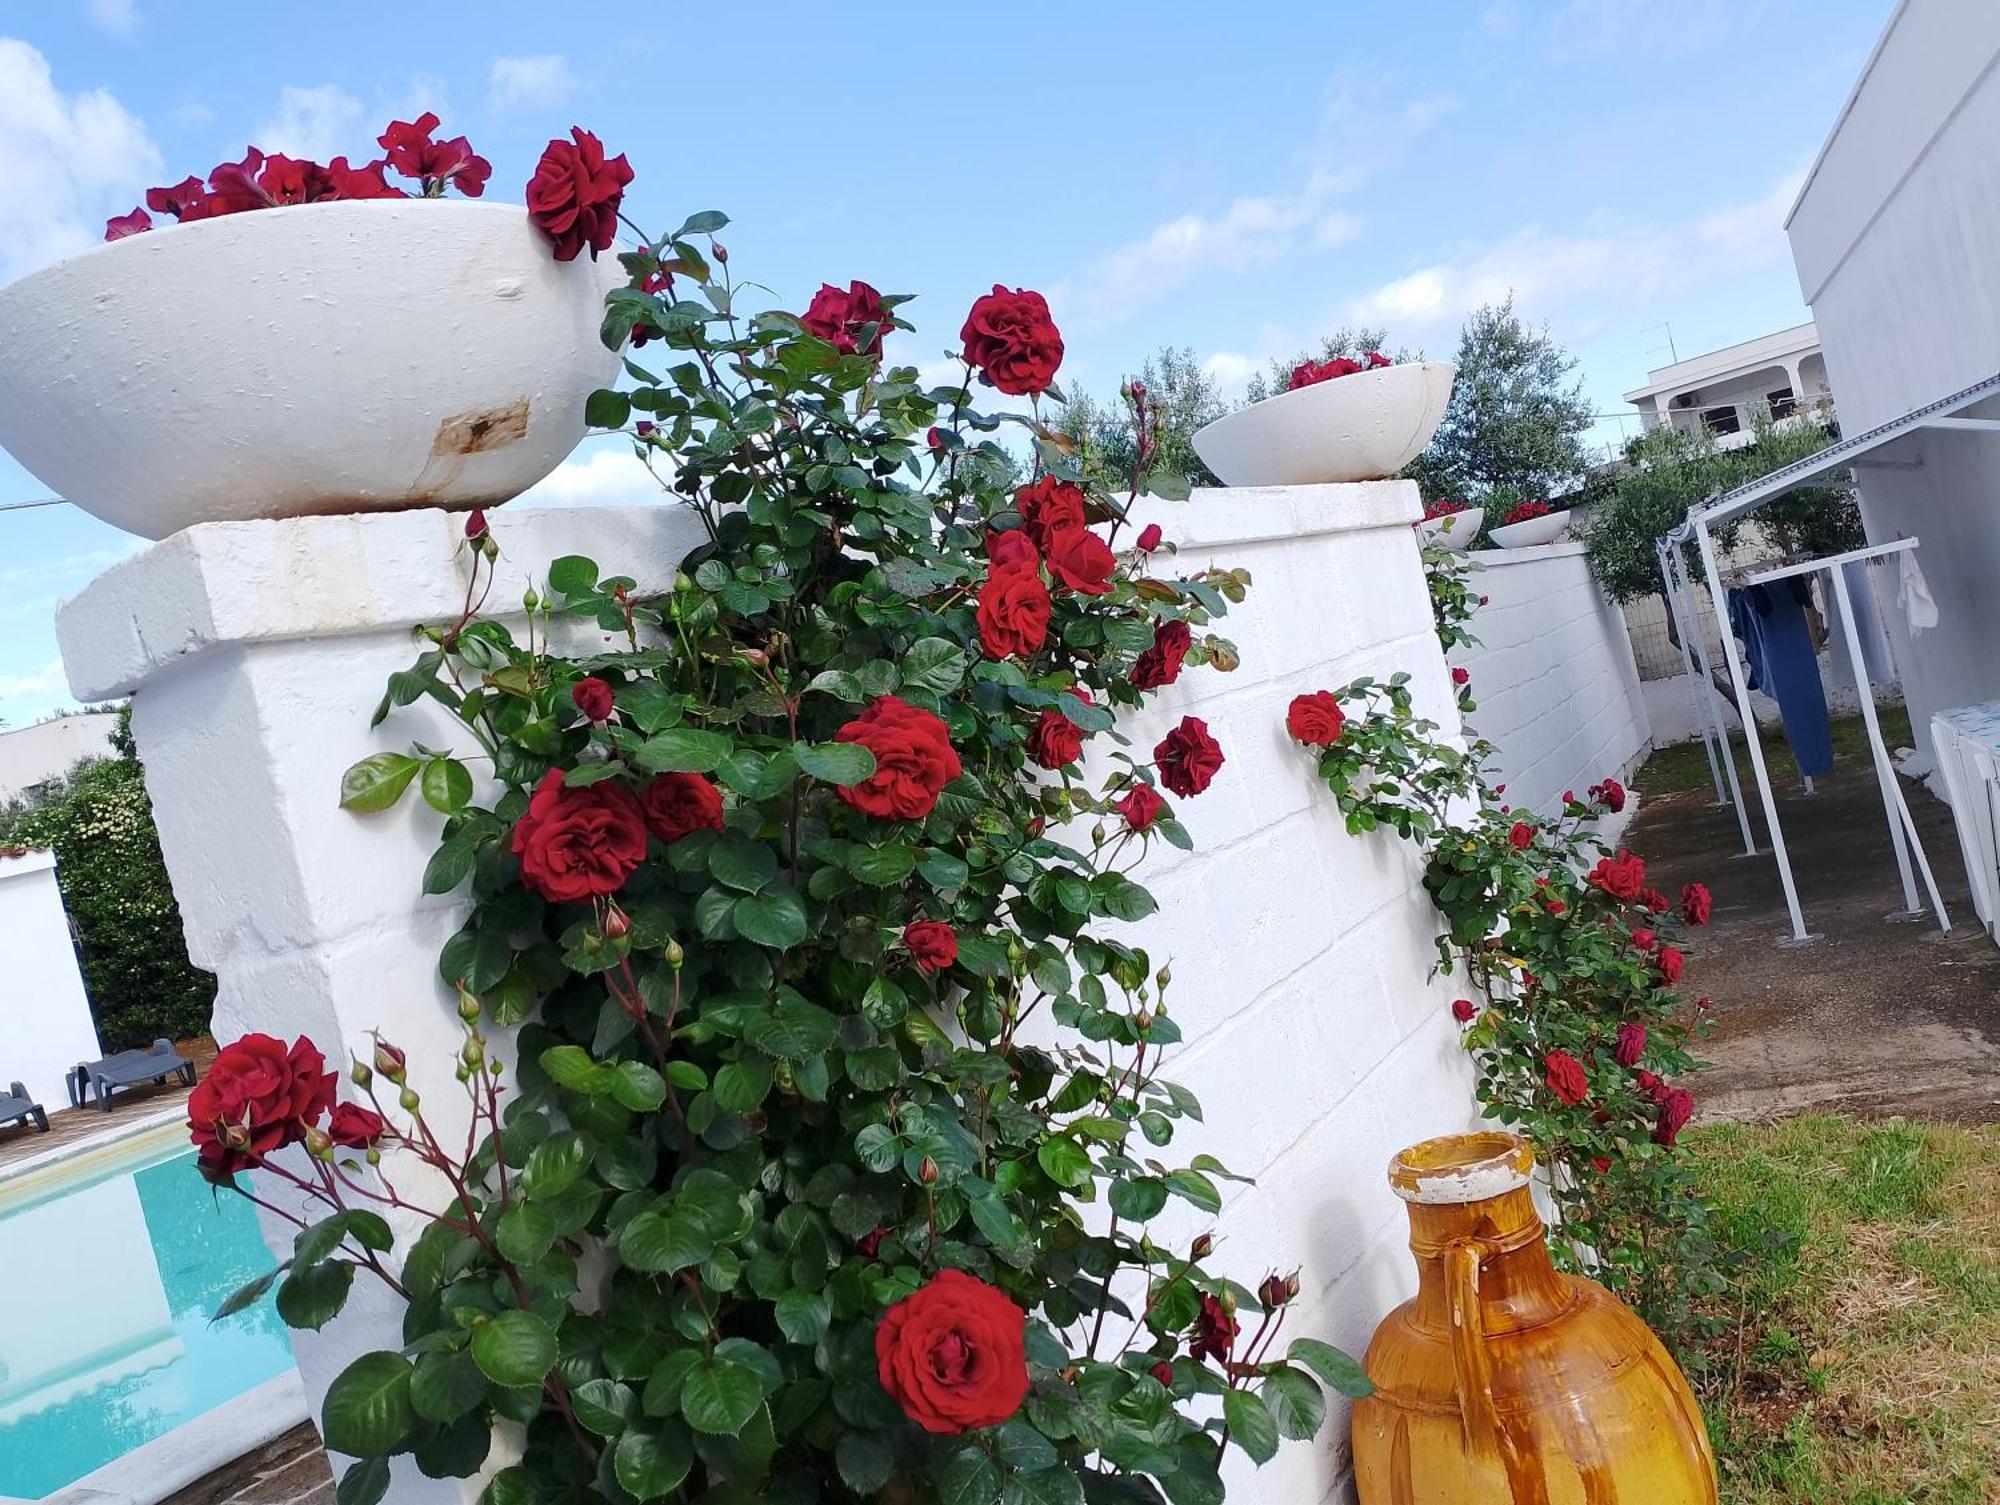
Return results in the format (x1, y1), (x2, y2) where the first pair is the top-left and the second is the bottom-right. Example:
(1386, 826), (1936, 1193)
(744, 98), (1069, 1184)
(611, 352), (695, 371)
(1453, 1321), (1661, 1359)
(1727, 579), (1833, 778)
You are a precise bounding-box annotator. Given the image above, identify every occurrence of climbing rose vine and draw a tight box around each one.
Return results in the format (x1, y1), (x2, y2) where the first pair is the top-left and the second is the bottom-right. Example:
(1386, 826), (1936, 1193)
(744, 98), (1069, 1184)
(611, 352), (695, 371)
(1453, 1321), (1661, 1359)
(201, 207), (1367, 1505)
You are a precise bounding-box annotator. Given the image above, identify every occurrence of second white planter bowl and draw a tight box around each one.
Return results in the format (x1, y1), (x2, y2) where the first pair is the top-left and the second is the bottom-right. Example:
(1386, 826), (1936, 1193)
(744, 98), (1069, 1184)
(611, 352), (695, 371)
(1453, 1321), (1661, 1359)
(0, 199), (625, 540)
(1487, 511), (1572, 549)
(1417, 506), (1483, 550)
(1191, 361), (1454, 487)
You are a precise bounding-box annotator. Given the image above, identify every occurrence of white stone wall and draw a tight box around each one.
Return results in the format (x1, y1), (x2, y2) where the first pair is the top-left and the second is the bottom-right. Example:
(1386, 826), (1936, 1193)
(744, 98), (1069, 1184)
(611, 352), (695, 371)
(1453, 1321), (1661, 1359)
(0, 711), (121, 804)
(1450, 542), (1651, 815)
(0, 847), (101, 1110)
(59, 492), (1478, 1505)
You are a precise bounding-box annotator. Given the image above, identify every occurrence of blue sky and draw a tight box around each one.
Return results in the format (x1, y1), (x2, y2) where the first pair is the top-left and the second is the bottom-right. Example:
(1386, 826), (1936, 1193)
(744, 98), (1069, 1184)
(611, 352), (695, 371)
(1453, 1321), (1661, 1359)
(0, 0), (1891, 725)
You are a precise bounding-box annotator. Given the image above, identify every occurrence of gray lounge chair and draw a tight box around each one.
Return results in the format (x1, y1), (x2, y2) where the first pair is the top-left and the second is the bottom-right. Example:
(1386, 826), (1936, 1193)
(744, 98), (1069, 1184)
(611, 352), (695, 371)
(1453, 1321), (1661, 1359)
(70, 1038), (197, 1112)
(1, 1080), (49, 1132)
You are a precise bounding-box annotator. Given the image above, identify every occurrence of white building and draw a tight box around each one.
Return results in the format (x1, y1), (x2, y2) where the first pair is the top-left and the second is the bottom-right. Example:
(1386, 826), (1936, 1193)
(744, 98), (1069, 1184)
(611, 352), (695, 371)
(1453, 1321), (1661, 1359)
(0, 711), (120, 805)
(1623, 323), (1832, 449)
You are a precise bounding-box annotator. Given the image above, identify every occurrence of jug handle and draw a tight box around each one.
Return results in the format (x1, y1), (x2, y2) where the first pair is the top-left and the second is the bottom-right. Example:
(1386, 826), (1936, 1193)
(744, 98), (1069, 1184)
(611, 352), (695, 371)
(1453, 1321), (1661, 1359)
(1444, 1237), (1502, 1457)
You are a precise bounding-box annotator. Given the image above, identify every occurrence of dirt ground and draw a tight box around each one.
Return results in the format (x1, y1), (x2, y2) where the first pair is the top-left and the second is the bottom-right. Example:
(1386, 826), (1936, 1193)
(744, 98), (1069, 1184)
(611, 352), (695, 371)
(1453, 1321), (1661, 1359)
(1627, 760), (2000, 1124)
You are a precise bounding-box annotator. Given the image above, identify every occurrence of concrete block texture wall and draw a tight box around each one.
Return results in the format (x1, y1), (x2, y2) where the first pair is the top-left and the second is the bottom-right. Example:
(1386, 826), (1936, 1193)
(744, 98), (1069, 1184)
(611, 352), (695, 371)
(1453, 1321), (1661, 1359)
(1451, 540), (1651, 814)
(58, 489), (1479, 1505)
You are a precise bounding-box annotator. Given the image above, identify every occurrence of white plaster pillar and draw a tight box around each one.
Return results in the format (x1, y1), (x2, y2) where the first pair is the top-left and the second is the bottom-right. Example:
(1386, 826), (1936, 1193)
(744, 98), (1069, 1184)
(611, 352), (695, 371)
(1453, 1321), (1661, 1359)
(56, 505), (706, 1501)
(0, 847), (101, 1110)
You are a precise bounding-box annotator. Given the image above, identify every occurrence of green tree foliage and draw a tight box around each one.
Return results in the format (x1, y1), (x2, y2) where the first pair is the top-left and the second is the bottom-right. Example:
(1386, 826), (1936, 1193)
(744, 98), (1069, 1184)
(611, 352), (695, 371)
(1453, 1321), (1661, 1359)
(0, 710), (215, 1047)
(1057, 344), (1226, 491)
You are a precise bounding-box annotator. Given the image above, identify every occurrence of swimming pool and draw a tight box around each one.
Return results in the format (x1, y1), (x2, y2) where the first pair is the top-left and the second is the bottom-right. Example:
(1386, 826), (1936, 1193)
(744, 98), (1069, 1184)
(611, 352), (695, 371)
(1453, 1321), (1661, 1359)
(0, 1121), (299, 1498)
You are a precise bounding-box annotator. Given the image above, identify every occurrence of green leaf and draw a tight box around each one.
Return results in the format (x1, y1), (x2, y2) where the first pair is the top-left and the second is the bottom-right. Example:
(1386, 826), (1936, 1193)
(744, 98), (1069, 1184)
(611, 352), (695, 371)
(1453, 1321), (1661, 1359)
(477, 1466), (543, 1505)
(1287, 1337), (1373, 1398)
(1144, 467), (1193, 502)
(1037, 1137), (1092, 1188)
(712, 1054), (774, 1113)
(495, 1201), (557, 1264)
(1164, 1168), (1222, 1214)
(940, 1449), (1002, 1505)
(470, 1311), (559, 1388)
(548, 554), (600, 596)
(420, 758), (474, 815)
(1223, 1388), (1278, 1464)
(635, 727), (733, 774)
(1261, 1364), (1328, 1441)
(585, 389), (632, 429)
(212, 1266), (282, 1320)
(847, 843), (917, 886)
(411, 1350), (488, 1424)
(621, 1211), (711, 1274)
(733, 889), (810, 950)
(339, 753), (421, 813)
(336, 1459), (391, 1505)
(608, 1060), (667, 1112)
(792, 740), (876, 784)
(680, 1357), (763, 1434)
(276, 1257), (354, 1330)
(835, 1431), (895, 1494)
(900, 637), (971, 694)
(540, 1044), (606, 1093)
(523, 1132), (589, 1199)
(614, 1424), (694, 1500)
(995, 1419), (1058, 1472)
(773, 1287), (832, 1344)
(573, 1377), (638, 1437)
(709, 837), (780, 893)
(748, 996), (837, 1057)
(321, 1351), (416, 1458)
(1108, 1176), (1169, 1221)
(673, 209), (729, 238)
(422, 836), (479, 895)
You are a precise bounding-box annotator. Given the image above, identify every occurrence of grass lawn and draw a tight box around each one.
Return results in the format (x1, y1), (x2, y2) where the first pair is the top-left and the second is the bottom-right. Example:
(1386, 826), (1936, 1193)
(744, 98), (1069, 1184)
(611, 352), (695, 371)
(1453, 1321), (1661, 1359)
(1686, 1116), (2000, 1504)
(1639, 706), (1916, 798)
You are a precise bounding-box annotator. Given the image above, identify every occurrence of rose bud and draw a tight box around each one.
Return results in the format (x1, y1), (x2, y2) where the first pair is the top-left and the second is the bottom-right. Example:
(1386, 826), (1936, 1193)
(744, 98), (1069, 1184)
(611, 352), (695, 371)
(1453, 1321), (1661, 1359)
(1452, 998), (1478, 1023)
(457, 986), (481, 1023)
(1285, 1272), (1301, 1300)
(664, 938), (685, 969)
(918, 1156), (940, 1185)
(1259, 1274), (1291, 1309)
(926, 427), (946, 451)
(1130, 380), (1147, 400)
(1190, 1232), (1214, 1260)
(572, 676), (616, 722)
(1137, 523), (1164, 552)
(635, 420), (656, 437)
(464, 509), (488, 541)
(350, 1060), (374, 1089)
(1135, 1009), (1155, 1032)
(712, 241), (727, 263)
(602, 904), (631, 939)
(398, 1085), (421, 1113)
(1149, 1360), (1175, 1386)
(522, 587), (540, 613)
(1452, 666), (1470, 686)
(304, 1124), (333, 1160)
(461, 1037), (484, 1069)
(373, 1039), (407, 1083)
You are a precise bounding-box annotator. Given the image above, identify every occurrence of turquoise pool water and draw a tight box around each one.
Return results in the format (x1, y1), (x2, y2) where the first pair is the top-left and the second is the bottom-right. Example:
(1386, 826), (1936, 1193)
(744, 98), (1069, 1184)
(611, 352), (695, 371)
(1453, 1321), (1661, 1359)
(0, 1127), (298, 1498)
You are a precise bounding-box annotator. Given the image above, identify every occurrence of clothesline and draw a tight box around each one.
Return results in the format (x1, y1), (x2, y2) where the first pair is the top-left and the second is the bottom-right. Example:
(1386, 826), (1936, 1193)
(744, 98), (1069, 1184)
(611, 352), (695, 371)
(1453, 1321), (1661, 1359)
(1744, 536), (1920, 587)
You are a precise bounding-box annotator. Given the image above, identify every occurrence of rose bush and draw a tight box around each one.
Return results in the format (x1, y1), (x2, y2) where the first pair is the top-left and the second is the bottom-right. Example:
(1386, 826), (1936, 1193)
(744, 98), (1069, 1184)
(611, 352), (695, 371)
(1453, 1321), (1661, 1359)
(207, 209), (1362, 1505)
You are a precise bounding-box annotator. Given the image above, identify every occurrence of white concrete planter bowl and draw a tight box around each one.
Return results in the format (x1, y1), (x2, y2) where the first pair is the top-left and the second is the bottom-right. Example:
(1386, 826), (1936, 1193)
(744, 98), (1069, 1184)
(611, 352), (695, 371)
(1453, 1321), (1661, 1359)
(1488, 510), (1572, 549)
(0, 200), (624, 540)
(1191, 361), (1454, 487)
(1417, 506), (1483, 550)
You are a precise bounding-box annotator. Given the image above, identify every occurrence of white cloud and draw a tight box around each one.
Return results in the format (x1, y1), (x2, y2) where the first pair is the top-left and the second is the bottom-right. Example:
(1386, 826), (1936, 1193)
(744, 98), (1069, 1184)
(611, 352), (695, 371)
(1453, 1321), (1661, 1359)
(488, 55), (574, 113)
(86, 0), (140, 38)
(1314, 211), (1365, 249)
(254, 84), (366, 162)
(0, 40), (160, 280)
(0, 658), (65, 703)
(1544, 0), (1771, 61)
(512, 447), (670, 511)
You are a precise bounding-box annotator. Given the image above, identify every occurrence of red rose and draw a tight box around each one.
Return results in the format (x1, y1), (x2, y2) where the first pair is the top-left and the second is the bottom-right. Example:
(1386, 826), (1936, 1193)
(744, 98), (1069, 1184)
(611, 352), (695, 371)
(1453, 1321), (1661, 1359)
(187, 1033), (337, 1175)
(1508, 820), (1534, 850)
(1137, 523), (1164, 553)
(978, 567), (1052, 660)
(1657, 945), (1684, 985)
(510, 768), (648, 903)
(526, 127), (633, 262)
(1591, 1155), (1612, 1174)
(1543, 1049), (1588, 1106)
(327, 1102), (389, 1150)
(1044, 527), (1116, 596)
(1614, 1022), (1646, 1067)
(1653, 1088), (1695, 1148)
(571, 676), (615, 722)
(326, 156), (403, 200)
(1190, 1292), (1238, 1362)
(1451, 998), (1478, 1023)
(800, 279), (890, 356)
(378, 113), (491, 196)
(903, 919), (959, 975)
(1014, 476), (1087, 552)
(1548, 898), (1567, 915)
(1287, 356), (1362, 390)
(1639, 887), (1671, 914)
(960, 285), (1064, 396)
(1130, 619), (1192, 690)
(1588, 777), (1627, 813)
(1630, 928), (1657, 952)
(1149, 1360), (1176, 1387)
(834, 696), (962, 821)
(1696, 995), (1712, 1011)
(638, 773), (725, 843)
(984, 529), (1039, 573)
(1680, 882), (1712, 925)
(257, 154), (340, 205)
(1026, 703), (1087, 769)
(1286, 692), (1346, 747)
(202, 148), (272, 216)
(1155, 716), (1223, 799)
(1115, 783), (1166, 832)
(1451, 666), (1470, 686)
(875, 1269), (1029, 1434)
(104, 207), (152, 241)
(1587, 850), (1646, 901)
(146, 175), (208, 219)
(1634, 1069), (1667, 1101)
(856, 1228), (886, 1258)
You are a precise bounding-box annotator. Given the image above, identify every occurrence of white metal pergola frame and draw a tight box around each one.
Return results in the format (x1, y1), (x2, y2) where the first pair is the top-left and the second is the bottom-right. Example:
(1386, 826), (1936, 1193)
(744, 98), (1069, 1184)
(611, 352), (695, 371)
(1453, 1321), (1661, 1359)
(1656, 371), (2000, 942)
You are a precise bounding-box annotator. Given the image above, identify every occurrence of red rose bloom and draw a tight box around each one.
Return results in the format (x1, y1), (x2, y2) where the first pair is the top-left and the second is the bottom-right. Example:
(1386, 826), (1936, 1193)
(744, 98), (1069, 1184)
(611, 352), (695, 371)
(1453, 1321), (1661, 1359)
(960, 285), (1064, 396)
(1137, 523), (1164, 553)
(1190, 1292), (1238, 1362)
(1045, 527), (1116, 596)
(801, 279), (890, 356)
(1630, 928), (1657, 952)
(1680, 882), (1712, 925)
(1130, 619), (1192, 690)
(1588, 777), (1627, 813)
(1653, 1088), (1695, 1148)
(104, 207), (152, 240)
(327, 1102), (389, 1150)
(1014, 476), (1087, 552)
(326, 156), (403, 200)
(202, 148), (272, 216)
(1451, 998), (1478, 1023)
(1286, 692), (1346, 747)
(856, 1228), (886, 1258)
(984, 529), (1039, 573)
(571, 677), (615, 722)
(378, 113), (490, 196)
(1026, 703), (1088, 769)
(903, 919), (959, 975)
(638, 773), (725, 843)
(146, 175), (208, 218)
(1155, 717), (1224, 799)
(1634, 1068), (1667, 1101)
(1508, 820), (1534, 850)
(526, 127), (633, 262)
(1543, 1049), (1588, 1106)
(1451, 666), (1470, 686)
(834, 696), (962, 820)
(1639, 887), (1672, 914)
(1587, 850), (1647, 902)
(1548, 898), (1567, 915)
(1657, 945), (1685, 985)
(1149, 1360), (1176, 1386)
(1615, 1022), (1647, 1067)
(1116, 783), (1166, 832)
(510, 769), (648, 903)
(977, 566), (1052, 660)
(257, 154), (339, 205)
(187, 1033), (337, 1175)
(874, 1269), (1029, 1434)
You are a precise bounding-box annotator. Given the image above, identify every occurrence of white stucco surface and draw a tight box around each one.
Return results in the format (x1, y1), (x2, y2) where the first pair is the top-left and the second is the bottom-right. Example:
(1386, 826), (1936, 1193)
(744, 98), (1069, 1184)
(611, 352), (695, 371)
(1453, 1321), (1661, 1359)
(0, 712), (121, 804)
(58, 492), (1478, 1504)
(1451, 542), (1651, 814)
(0, 848), (101, 1112)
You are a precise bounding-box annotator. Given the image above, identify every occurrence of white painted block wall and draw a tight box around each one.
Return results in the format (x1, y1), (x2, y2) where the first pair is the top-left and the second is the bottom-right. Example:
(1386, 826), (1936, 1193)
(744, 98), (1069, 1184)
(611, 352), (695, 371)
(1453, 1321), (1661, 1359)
(0, 847), (101, 1111)
(58, 491), (1478, 1505)
(1450, 541), (1651, 815)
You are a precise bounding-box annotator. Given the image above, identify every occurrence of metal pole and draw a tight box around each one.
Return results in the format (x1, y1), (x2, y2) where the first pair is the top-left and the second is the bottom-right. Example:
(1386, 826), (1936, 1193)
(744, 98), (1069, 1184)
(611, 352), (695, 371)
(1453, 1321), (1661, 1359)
(1670, 545), (1757, 853)
(1696, 517), (1811, 941)
(1658, 541), (1729, 810)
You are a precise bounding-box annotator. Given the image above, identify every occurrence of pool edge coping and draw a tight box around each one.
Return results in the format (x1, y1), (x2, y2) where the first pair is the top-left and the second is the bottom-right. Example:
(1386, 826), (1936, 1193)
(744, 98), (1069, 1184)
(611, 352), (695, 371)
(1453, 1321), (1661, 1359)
(24, 1368), (309, 1505)
(0, 1106), (188, 1190)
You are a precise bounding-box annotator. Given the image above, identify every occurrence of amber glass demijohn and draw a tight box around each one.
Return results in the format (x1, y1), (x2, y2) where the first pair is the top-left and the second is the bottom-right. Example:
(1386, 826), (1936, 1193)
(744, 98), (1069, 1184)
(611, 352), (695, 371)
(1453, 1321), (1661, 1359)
(1352, 1132), (1718, 1504)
